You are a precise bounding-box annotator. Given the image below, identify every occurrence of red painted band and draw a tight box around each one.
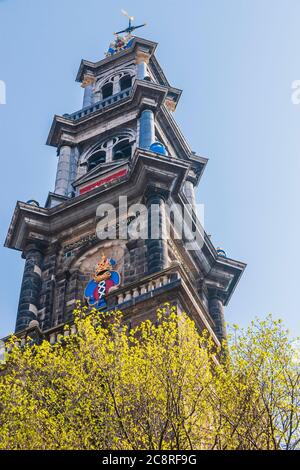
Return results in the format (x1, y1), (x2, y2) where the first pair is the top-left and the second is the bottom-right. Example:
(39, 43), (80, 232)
(79, 169), (128, 195)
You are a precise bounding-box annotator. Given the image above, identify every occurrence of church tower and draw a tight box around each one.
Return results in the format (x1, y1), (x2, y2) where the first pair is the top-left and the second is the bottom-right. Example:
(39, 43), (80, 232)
(4, 19), (245, 347)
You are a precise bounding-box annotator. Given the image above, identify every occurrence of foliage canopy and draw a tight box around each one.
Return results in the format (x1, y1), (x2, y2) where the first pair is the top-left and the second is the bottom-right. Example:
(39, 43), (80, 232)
(0, 304), (299, 450)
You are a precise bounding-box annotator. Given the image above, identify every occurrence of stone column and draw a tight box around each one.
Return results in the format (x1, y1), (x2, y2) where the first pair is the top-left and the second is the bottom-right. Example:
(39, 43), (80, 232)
(145, 187), (169, 274)
(113, 75), (121, 95)
(69, 146), (79, 196)
(54, 145), (73, 197)
(83, 85), (93, 108)
(208, 292), (226, 343)
(135, 51), (150, 80)
(139, 109), (155, 149)
(81, 74), (95, 108)
(184, 179), (196, 212)
(16, 244), (43, 332)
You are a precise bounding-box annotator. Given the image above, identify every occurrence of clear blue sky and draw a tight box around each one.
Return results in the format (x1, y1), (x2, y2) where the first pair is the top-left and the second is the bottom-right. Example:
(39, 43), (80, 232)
(0, 0), (299, 337)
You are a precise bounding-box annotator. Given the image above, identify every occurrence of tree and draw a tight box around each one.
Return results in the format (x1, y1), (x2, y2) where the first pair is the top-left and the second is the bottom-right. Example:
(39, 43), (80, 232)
(0, 304), (299, 450)
(212, 318), (300, 450)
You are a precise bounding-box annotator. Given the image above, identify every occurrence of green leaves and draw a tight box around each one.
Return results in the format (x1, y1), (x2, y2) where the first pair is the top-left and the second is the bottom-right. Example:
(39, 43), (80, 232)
(0, 306), (299, 450)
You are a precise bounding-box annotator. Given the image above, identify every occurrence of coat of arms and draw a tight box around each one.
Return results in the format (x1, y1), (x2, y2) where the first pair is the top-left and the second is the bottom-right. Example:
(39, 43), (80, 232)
(84, 255), (121, 310)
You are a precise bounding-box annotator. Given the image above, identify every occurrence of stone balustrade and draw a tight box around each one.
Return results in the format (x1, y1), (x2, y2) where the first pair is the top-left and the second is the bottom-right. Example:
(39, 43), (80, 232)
(113, 269), (179, 307)
(48, 323), (78, 346)
(66, 88), (132, 121)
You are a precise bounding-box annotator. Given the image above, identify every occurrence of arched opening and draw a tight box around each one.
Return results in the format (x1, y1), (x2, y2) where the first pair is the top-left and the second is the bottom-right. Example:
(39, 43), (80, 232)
(101, 82), (113, 100)
(113, 140), (132, 160)
(120, 74), (132, 91)
(87, 150), (106, 171)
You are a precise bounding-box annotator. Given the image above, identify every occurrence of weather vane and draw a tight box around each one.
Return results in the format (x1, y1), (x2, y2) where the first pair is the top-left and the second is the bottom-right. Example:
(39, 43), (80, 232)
(106, 10), (146, 57)
(115, 9), (146, 36)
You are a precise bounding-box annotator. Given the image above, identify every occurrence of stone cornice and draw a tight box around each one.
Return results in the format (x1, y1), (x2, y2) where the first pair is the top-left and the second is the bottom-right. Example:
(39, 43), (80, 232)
(75, 37), (173, 93)
(4, 148), (245, 307)
(168, 189), (246, 306)
(156, 107), (208, 184)
(4, 149), (189, 251)
(5, 149), (246, 305)
(149, 54), (170, 87)
(46, 80), (168, 147)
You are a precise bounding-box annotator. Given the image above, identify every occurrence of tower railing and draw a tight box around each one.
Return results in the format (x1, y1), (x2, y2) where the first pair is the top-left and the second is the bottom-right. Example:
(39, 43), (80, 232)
(66, 87), (132, 121)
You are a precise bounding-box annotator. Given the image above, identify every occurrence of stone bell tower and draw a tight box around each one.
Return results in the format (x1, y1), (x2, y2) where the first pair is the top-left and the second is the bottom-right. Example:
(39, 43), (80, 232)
(4, 20), (245, 347)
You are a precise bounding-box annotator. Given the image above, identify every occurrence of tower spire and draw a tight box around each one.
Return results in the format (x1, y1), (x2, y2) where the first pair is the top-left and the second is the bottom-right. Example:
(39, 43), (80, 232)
(4, 22), (246, 349)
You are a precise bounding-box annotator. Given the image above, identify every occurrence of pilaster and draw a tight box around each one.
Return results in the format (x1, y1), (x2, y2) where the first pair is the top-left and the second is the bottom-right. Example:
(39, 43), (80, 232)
(139, 109), (155, 149)
(184, 179), (196, 212)
(208, 289), (227, 343)
(54, 145), (78, 197)
(16, 243), (44, 332)
(135, 50), (151, 80)
(145, 186), (169, 274)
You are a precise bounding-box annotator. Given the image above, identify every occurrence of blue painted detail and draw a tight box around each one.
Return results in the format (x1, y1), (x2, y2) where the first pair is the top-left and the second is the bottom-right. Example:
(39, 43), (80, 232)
(110, 270), (120, 284)
(137, 61), (148, 80)
(26, 199), (40, 207)
(84, 280), (98, 306)
(125, 38), (134, 49)
(106, 36), (134, 57)
(139, 109), (155, 149)
(150, 141), (168, 156)
(217, 248), (227, 258)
